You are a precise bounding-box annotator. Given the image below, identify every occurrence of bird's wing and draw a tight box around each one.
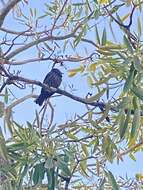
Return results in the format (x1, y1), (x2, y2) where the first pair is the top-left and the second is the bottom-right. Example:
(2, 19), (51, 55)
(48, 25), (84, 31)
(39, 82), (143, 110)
(43, 70), (62, 88)
(43, 71), (54, 86)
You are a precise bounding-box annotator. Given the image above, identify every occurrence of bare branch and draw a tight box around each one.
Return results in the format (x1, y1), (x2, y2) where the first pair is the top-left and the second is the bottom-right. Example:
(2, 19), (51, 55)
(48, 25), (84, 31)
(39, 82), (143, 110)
(6, 53), (97, 65)
(0, 0), (22, 27)
(117, 140), (143, 158)
(5, 12), (95, 60)
(0, 65), (106, 110)
(51, 0), (69, 34)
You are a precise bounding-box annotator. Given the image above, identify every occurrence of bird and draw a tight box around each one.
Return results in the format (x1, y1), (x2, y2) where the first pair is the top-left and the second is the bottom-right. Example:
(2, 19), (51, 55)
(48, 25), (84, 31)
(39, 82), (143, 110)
(35, 68), (62, 106)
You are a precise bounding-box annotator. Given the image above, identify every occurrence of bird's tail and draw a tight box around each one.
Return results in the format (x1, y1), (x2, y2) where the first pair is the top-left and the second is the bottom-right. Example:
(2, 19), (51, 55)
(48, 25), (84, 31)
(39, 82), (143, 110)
(35, 94), (45, 106)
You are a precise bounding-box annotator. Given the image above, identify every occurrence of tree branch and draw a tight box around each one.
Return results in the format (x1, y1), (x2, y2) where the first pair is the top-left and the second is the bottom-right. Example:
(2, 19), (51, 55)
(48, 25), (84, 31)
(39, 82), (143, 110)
(5, 53), (96, 65)
(0, 0), (22, 27)
(0, 65), (106, 110)
(117, 140), (143, 158)
(5, 12), (95, 60)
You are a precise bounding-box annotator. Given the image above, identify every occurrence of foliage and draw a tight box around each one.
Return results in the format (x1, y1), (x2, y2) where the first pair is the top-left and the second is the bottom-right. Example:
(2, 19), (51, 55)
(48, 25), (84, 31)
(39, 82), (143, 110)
(1, 0), (143, 189)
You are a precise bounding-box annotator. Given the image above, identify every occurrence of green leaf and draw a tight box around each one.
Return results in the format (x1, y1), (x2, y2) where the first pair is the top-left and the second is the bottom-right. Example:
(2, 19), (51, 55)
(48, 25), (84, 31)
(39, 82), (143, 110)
(81, 143), (88, 156)
(120, 109), (131, 140)
(86, 88), (106, 103)
(0, 101), (4, 117)
(95, 26), (100, 44)
(66, 132), (78, 140)
(74, 26), (86, 47)
(123, 35), (133, 53)
(137, 17), (142, 37)
(119, 109), (125, 139)
(123, 64), (135, 93)
(92, 137), (99, 154)
(0, 128), (8, 159)
(102, 28), (107, 45)
(33, 163), (45, 185)
(58, 158), (71, 176)
(102, 136), (114, 162)
(105, 170), (119, 190)
(4, 88), (8, 104)
(17, 164), (29, 189)
(130, 107), (140, 141)
(45, 157), (54, 169)
(133, 56), (142, 72)
(131, 84), (143, 100)
(46, 168), (55, 190)
(80, 160), (88, 176)
(129, 153), (136, 161)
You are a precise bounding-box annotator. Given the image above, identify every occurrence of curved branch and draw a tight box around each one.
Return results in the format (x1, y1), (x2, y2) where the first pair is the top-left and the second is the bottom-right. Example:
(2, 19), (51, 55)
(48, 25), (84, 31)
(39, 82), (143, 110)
(0, 0), (22, 27)
(0, 65), (106, 109)
(7, 53), (96, 65)
(6, 12), (96, 60)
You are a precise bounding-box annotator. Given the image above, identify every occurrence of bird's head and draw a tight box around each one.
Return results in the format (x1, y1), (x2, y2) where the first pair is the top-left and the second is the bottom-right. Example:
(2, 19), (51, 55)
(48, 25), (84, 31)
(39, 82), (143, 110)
(52, 68), (63, 77)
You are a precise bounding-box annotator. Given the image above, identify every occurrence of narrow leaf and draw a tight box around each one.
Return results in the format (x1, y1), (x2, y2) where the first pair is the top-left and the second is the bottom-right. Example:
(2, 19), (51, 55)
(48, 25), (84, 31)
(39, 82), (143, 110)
(123, 35), (133, 53)
(102, 28), (107, 45)
(95, 26), (100, 44)
(105, 170), (119, 190)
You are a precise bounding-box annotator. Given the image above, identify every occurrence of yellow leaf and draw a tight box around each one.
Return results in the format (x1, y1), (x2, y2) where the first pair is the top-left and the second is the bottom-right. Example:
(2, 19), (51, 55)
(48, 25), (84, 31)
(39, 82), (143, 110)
(79, 65), (85, 73)
(68, 70), (77, 77)
(121, 13), (130, 22)
(81, 143), (88, 156)
(136, 173), (143, 181)
(68, 66), (84, 77)
(128, 137), (135, 147)
(98, 0), (109, 4)
(97, 49), (114, 56)
(89, 63), (96, 72)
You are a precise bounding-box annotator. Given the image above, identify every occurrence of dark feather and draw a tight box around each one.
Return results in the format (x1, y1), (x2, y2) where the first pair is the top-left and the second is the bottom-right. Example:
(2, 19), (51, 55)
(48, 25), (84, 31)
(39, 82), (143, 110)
(35, 68), (62, 106)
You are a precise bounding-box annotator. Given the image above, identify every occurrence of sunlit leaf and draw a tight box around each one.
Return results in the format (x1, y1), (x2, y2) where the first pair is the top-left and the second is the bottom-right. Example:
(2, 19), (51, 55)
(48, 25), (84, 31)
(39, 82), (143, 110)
(136, 173), (143, 181)
(81, 143), (88, 156)
(98, 0), (109, 4)
(86, 88), (106, 103)
(121, 13), (130, 22)
(129, 153), (136, 161)
(80, 160), (88, 176)
(66, 132), (78, 140)
(89, 63), (96, 72)
(68, 66), (84, 77)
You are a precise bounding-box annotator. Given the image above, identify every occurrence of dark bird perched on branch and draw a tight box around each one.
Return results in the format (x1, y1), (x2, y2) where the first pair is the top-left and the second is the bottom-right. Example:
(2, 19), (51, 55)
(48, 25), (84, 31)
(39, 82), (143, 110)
(35, 68), (62, 106)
